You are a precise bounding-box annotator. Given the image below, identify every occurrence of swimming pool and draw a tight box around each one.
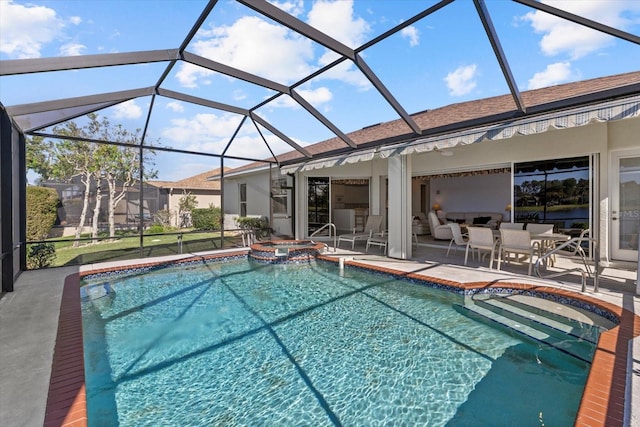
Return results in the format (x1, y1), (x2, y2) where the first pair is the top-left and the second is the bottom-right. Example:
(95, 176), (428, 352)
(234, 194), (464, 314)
(80, 257), (606, 426)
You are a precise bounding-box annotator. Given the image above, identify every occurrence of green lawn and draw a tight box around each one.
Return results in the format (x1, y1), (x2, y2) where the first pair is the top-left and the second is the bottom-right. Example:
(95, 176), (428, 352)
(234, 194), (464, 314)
(515, 204), (588, 212)
(37, 231), (244, 267)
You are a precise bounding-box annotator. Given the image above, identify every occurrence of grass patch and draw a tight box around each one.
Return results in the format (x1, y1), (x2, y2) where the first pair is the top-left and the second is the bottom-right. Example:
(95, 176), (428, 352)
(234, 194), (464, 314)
(37, 231), (244, 267)
(515, 204), (588, 212)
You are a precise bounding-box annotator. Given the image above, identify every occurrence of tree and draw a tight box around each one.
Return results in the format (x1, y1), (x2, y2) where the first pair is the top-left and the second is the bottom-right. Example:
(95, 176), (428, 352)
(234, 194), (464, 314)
(91, 120), (157, 239)
(178, 192), (198, 228)
(26, 113), (158, 246)
(50, 120), (101, 247)
(26, 135), (56, 183)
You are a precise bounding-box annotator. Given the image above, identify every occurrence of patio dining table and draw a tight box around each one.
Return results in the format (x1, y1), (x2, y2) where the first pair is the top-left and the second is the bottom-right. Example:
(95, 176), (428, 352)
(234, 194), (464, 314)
(491, 230), (570, 267)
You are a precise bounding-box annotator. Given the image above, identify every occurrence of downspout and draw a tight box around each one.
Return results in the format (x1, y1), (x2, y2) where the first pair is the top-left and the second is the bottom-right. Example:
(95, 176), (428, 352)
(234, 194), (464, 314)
(289, 173), (296, 239)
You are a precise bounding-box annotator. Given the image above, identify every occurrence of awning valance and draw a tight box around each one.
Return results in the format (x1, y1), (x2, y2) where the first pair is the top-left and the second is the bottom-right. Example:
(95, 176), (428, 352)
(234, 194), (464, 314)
(280, 95), (640, 175)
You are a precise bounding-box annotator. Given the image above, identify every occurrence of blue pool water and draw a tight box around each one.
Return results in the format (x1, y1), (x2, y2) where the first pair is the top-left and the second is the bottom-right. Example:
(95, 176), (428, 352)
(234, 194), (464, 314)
(81, 258), (598, 426)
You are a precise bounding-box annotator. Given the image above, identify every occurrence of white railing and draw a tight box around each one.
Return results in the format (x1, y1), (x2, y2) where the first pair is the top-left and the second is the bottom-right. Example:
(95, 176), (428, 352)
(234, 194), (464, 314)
(533, 236), (599, 292)
(310, 223), (337, 252)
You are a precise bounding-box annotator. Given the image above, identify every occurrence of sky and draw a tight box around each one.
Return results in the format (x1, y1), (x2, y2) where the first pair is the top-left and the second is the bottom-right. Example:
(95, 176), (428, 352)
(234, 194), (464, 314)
(1, 0), (639, 182)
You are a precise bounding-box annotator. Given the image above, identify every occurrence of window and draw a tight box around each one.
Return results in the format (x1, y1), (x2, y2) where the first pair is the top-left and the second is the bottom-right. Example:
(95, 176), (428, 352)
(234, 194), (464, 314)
(239, 183), (247, 217)
(513, 156), (590, 230)
(307, 177), (329, 235)
(271, 178), (288, 216)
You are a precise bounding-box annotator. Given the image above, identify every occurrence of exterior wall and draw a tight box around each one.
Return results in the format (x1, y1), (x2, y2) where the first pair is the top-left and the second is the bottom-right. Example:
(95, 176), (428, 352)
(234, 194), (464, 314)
(223, 169), (272, 229)
(222, 116), (639, 262)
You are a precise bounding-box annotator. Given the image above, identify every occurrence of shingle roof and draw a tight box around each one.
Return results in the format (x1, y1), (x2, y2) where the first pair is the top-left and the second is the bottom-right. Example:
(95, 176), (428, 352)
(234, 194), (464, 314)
(149, 167), (230, 190)
(225, 70), (640, 175)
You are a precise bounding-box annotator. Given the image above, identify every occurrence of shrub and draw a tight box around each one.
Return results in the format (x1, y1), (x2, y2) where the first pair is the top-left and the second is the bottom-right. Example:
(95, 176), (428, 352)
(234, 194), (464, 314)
(192, 207), (223, 230)
(26, 186), (59, 241)
(154, 209), (173, 227)
(235, 216), (269, 238)
(146, 224), (166, 234)
(26, 243), (56, 269)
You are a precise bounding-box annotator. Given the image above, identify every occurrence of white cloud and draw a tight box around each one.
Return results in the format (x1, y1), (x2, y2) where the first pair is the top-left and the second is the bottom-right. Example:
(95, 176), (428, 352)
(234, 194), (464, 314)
(176, 2), (373, 94)
(444, 64), (478, 96)
(297, 86), (333, 105)
(522, 0), (640, 60)
(179, 16), (314, 86)
(59, 43), (86, 56)
(69, 16), (82, 25)
(166, 101), (184, 113)
(233, 90), (247, 101)
(269, 86), (333, 109)
(306, 0), (370, 48)
(270, 0), (304, 17)
(527, 61), (574, 89)
(112, 100), (143, 120)
(0, 0), (64, 58)
(175, 63), (214, 88)
(317, 59), (371, 91)
(162, 112), (245, 152)
(401, 26), (420, 47)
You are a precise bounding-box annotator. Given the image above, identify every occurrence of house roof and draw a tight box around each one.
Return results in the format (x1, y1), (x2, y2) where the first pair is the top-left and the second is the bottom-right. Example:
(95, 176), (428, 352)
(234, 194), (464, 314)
(149, 167), (229, 191)
(220, 70), (640, 176)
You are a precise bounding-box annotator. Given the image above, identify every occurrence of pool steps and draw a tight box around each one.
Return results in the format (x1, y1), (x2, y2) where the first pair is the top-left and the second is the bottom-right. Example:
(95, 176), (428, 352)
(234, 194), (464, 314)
(457, 295), (601, 363)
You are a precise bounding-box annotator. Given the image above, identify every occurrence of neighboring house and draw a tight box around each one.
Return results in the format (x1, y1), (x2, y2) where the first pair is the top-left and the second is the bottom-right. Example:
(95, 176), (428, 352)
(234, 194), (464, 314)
(149, 167), (228, 227)
(41, 178), (163, 236)
(220, 71), (640, 265)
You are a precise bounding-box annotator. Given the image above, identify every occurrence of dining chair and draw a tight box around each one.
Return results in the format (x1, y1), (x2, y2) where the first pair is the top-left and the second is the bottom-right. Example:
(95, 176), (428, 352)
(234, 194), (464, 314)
(446, 223), (468, 257)
(526, 223), (554, 234)
(497, 229), (541, 275)
(499, 222), (525, 230)
(526, 223), (556, 263)
(464, 227), (498, 268)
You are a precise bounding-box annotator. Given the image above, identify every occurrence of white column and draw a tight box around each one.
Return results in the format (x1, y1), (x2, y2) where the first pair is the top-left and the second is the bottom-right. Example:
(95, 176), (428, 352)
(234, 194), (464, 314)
(387, 155), (412, 259)
(370, 158), (381, 216)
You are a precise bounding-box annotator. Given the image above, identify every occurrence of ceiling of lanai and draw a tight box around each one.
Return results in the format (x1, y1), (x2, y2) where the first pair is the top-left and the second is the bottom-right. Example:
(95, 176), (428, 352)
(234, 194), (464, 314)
(1, 0), (639, 178)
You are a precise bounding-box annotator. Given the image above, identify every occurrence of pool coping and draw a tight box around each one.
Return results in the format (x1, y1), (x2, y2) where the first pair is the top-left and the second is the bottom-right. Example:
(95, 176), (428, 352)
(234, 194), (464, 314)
(44, 252), (640, 427)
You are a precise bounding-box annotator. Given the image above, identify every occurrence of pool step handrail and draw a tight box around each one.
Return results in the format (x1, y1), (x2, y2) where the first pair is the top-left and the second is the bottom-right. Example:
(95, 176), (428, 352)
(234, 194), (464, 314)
(533, 236), (599, 293)
(309, 223), (337, 252)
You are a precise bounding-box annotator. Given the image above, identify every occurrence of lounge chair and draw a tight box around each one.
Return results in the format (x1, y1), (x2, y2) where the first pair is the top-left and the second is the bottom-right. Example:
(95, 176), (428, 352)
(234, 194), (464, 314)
(446, 223), (468, 257)
(337, 215), (384, 249)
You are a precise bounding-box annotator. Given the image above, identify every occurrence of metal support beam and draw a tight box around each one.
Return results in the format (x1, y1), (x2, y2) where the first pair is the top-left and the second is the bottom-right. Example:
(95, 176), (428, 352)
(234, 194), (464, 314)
(514, 0), (640, 46)
(238, 0), (355, 60)
(251, 114), (312, 158)
(0, 49), (179, 76)
(474, 0), (526, 113)
(1, 107), (15, 292)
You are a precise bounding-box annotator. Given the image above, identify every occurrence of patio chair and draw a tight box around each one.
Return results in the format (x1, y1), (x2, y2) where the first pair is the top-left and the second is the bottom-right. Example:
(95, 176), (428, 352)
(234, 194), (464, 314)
(525, 223), (554, 234)
(446, 223), (468, 257)
(526, 223), (555, 262)
(337, 215), (384, 249)
(366, 231), (388, 254)
(499, 222), (525, 230)
(464, 227), (498, 268)
(497, 229), (541, 275)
